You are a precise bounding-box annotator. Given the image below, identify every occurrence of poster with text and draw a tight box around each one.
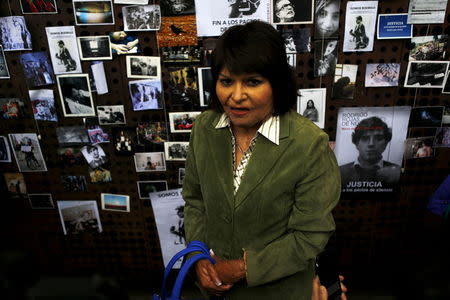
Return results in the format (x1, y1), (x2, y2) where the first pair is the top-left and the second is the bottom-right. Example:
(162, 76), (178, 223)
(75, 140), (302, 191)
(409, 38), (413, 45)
(343, 1), (378, 52)
(407, 0), (448, 24)
(45, 26), (82, 74)
(377, 14), (412, 40)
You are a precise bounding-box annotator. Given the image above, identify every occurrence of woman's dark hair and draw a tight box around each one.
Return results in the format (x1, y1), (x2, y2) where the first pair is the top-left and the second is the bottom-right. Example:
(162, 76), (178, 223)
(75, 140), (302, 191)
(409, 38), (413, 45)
(208, 20), (297, 116)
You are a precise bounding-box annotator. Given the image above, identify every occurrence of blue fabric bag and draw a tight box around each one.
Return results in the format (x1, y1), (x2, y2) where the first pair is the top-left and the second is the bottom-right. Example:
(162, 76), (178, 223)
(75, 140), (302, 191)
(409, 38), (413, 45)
(153, 241), (215, 300)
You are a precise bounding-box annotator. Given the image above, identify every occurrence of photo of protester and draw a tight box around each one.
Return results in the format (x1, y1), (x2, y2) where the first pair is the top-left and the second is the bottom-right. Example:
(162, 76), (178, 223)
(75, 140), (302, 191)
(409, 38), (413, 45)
(122, 4), (161, 31)
(0, 16), (32, 51)
(19, 52), (55, 87)
(8, 133), (47, 172)
(365, 63), (401, 87)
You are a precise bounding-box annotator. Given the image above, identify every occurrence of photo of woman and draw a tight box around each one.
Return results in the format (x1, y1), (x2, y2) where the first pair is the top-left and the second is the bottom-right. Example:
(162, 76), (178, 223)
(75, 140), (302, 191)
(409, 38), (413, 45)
(314, 0), (340, 39)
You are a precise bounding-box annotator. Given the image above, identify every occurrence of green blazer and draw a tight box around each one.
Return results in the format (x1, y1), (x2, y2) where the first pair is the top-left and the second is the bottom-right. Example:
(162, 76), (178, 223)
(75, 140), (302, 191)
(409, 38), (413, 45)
(182, 110), (341, 300)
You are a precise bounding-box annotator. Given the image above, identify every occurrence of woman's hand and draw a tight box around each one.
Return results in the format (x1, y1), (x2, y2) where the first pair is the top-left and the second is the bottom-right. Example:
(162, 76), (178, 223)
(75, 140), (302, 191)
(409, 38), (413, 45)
(311, 275), (348, 300)
(211, 255), (246, 285)
(194, 258), (233, 296)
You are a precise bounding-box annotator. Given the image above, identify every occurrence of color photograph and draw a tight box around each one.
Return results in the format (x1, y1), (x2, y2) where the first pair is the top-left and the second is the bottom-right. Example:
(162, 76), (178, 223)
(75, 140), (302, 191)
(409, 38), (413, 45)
(61, 175), (88, 192)
(404, 137), (434, 159)
(409, 35), (448, 61)
(0, 98), (25, 119)
(137, 180), (168, 199)
(19, 52), (55, 87)
(73, 0), (114, 25)
(20, 0), (57, 14)
(4, 172), (27, 198)
(136, 122), (167, 144)
(134, 152), (166, 172)
(109, 31), (140, 55)
(157, 15), (197, 47)
(168, 111), (201, 133)
(101, 193), (130, 212)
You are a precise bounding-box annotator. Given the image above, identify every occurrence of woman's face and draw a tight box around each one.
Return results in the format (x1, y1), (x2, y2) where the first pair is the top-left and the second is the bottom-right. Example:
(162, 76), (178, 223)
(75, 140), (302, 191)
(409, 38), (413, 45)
(316, 1), (339, 38)
(307, 100), (314, 108)
(216, 68), (274, 131)
(324, 40), (337, 56)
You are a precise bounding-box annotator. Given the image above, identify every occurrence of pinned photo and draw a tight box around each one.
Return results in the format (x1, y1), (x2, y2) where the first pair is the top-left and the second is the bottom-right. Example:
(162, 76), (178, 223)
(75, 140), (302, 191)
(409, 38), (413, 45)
(77, 36), (112, 60)
(137, 180), (168, 199)
(19, 52), (55, 87)
(404, 137), (435, 159)
(168, 66), (198, 110)
(281, 28), (311, 53)
(314, 0), (340, 39)
(365, 63), (401, 87)
(29, 89), (58, 122)
(81, 144), (107, 169)
(61, 175), (88, 192)
(129, 79), (163, 111)
(0, 136), (12, 162)
(161, 45), (201, 64)
(56, 126), (90, 145)
(160, 0), (195, 16)
(434, 127), (450, 148)
(8, 133), (47, 172)
(0, 98), (25, 119)
(89, 167), (112, 183)
(109, 31), (140, 55)
(97, 105), (126, 125)
(272, 0), (313, 25)
(57, 74), (95, 117)
(157, 15), (197, 47)
(101, 193), (130, 212)
(404, 61), (449, 88)
(297, 88), (326, 129)
(4, 173), (27, 198)
(28, 194), (55, 209)
(126, 56), (161, 79)
(57, 147), (84, 166)
(409, 106), (444, 127)
(136, 122), (168, 144)
(87, 126), (110, 145)
(164, 141), (189, 161)
(57, 200), (103, 235)
(409, 35), (448, 61)
(0, 16), (32, 51)
(46, 26), (82, 74)
(314, 39), (338, 77)
(332, 64), (358, 99)
(0, 46), (10, 79)
(198, 67), (212, 107)
(112, 127), (136, 155)
(134, 152), (166, 172)
(178, 168), (185, 185)
(73, 0), (114, 25)
(122, 4), (161, 31)
(343, 1), (378, 52)
(20, 0), (57, 14)
(442, 70), (450, 94)
(169, 111), (201, 133)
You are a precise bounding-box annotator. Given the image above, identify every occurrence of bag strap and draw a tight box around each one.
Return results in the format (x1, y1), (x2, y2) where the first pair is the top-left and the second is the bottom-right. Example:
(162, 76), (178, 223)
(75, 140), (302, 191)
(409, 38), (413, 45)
(170, 253), (214, 300)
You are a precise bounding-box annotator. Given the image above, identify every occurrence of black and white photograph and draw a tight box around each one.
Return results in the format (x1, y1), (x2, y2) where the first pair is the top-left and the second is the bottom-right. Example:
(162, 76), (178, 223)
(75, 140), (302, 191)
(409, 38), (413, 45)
(89, 167), (112, 183)
(442, 106), (450, 125)
(442, 70), (450, 94)
(136, 122), (168, 144)
(314, 0), (340, 39)
(81, 144), (107, 168)
(28, 194), (55, 209)
(87, 126), (109, 145)
(404, 61), (449, 88)
(57, 147), (84, 166)
(287, 53), (295, 68)
(77, 36), (112, 60)
(109, 31), (140, 55)
(29, 89), (58, 122)
(169, 66), (198, 110)
(0, 16), (32, 51)
(101, 193), (130, 212)
(129, 79), (163, 111)
(343, 1), (378, 52)
(97, 105), (126, 125)
(113, 127), (136, 155)
(4, 173), (27, 198)
(164, 141), (189, 161)
(169, 111), (201, 133)
(57, 74), (95, 117)
(137, 180), (168, 199)
(409, 35), (448, 61)
(0, 136), (12, 162)
(161, 46), (201, 64)
(45, 26), (82, 74)
(272, 0), (313, 25)
(134, 152), (166, 172)
(19, 52), (55, 87)
(160, 0), (195, 16)
(57, 201), (103, 235)
(20, 0), (57, 14)
(149, 188), (186, 267)
(8, 133), (47, 172)
(73, 0), (114, 25)
(0, 46), (10, 79)
(56, 126), (90, 145)
(61, 175), (88, 192)
(178, 168), (185, 185)
(297, 88), (326, 129)
(281, 28), (311, 53)
(198, 67), (212, 107)
(122, 4), (161, 31)
(194, 0), (270, 36)
(404, 137), (435, 159)
(434, 127), (450, 147)
(407, 0), (448, 24)
(409, 106), (444, 127)
(365, 63), (401, 87)
(0, 98), (25, 119)
(314, 39), (338, 77)
(332, 64), (358, 99)
(334, 106), (411, 193)
(126, 56), (161, 79)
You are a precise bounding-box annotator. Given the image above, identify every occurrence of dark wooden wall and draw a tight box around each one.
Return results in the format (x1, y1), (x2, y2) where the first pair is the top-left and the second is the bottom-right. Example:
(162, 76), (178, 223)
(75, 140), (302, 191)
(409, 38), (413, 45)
(1, 0), (449, 295)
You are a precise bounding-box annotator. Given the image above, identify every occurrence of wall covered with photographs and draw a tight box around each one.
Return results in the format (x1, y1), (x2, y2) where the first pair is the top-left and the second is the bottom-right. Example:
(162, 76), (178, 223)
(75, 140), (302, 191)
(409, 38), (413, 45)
(0, 0), (449, 288)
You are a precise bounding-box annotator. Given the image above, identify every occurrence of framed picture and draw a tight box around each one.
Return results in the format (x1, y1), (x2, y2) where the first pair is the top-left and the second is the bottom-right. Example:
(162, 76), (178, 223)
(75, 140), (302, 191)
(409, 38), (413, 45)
(297, 88), (326, 129)
(8, 133), (47, 172)
(129, 79), (163, 111)
(101, 193), (130, 212)
(137, 180), (168, 199)
(57, 200), (103, 235)
(134, 152), (166, 172)
(168, 111), (201, 133)
(0, 16), (32, 51)
(57, 74), (95, 117)
(77, 36), (112, 60)
(198, 67), (212, 107)
(28, 194), (55, 209)
(20, 0), (57, 14)
(164, 141), (189, 161)
(122, 4), (161, 31)
(272, 0), (313, 25)
(404, 61), (449, 88)
(97, 105), (126, 125)
(73, 0), (114, 26)
(126, 56), (161, 79)
(0, 136), (12, 162)
(0, 46), (10, 79)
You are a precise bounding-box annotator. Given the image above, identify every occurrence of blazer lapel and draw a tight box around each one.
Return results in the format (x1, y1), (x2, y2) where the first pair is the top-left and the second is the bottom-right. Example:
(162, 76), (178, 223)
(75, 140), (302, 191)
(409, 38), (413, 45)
(234, 113), (293, 209)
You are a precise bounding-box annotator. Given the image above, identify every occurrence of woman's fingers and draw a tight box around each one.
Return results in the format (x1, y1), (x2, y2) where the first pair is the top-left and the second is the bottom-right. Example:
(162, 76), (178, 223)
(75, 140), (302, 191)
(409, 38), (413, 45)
(195, 259), (232, 294)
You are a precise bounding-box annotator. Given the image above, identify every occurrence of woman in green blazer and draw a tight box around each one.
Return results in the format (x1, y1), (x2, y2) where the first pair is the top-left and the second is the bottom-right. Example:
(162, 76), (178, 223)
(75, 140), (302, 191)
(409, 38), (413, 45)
(182, 21), (341, 300)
